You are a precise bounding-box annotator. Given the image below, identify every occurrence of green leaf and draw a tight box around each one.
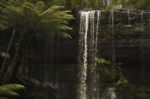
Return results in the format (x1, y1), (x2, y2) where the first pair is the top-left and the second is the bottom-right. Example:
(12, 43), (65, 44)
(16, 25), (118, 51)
(0, 84), (25, 96)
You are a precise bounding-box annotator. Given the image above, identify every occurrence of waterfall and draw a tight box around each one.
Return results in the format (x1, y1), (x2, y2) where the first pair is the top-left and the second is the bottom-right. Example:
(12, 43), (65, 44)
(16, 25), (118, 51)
(78, 10), (101, 99)
(78, 11), (90, 99)
(88, 11), (100, 99)
(111, 10), (115, 79)
(78, 9), (150, 99)
(78, 10), (117, 99)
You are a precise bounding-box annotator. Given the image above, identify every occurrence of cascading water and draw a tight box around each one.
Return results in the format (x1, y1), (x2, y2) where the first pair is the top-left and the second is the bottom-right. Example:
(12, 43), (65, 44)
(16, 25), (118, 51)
(78, 11), (90, 99)
(78, 10), (117, 99)
(94, 11), (101, 99)
(110, 10), (117, 99)
(126, 9), (131, 27)
(111, 10), (115, 79)
(88, 11), (100, 99)
(78, 10), (100, 99)
(78, 9), (150, 99)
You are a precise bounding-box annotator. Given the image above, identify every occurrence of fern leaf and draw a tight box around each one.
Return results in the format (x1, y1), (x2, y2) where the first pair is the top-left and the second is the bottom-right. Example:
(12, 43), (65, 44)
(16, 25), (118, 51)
(0, 84), (25, 96)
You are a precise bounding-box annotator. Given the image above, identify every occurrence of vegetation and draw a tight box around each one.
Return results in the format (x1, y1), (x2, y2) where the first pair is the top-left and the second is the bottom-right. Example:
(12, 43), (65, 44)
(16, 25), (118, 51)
(0, 84), (25, 97)
(0, 0), (149, 99)
(0, 0), (73, 83)
(0, 0), (74, 98)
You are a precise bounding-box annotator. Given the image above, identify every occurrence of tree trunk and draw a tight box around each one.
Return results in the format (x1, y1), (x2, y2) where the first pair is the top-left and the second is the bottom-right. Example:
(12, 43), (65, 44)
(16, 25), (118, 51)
(0, 30), (15, 84)
(3, 53), (18, 83)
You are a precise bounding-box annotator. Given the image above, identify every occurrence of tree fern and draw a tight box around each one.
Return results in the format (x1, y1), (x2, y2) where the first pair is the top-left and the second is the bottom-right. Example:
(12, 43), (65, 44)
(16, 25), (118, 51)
(0, 0), (74, 39)
(0, 0), (74, 83)
(0, 84), (25, 96)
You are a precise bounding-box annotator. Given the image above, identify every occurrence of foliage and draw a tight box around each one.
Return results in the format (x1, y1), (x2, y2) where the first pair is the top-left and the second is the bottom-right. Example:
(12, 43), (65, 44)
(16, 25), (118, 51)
(0, 0), (74, 82)
(96, 57), (111, 65)
(0, 84), (25, 97)
(1, 0), (149, 10)
(0, 1), (74, 40)
(96, 57), (128, 87)
(127, 0), (150, 10)
(0, 52), (9, 58)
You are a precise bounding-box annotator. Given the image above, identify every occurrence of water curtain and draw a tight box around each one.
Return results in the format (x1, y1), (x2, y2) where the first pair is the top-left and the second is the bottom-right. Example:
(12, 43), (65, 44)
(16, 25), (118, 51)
(78, 10), (101, 99)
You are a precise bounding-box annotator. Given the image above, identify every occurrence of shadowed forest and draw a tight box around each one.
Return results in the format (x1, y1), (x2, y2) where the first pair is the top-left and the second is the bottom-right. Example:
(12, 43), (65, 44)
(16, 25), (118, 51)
(0, 0), (150, 99)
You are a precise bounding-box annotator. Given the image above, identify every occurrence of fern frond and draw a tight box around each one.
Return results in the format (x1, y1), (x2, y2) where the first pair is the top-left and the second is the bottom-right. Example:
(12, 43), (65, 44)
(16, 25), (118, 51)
(60, 32), (72, 39)
(0, 1), (74, 38)
(35, 1), (45, 13)
(41, 5), (64, 16)
(0, 84), (25, 96)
